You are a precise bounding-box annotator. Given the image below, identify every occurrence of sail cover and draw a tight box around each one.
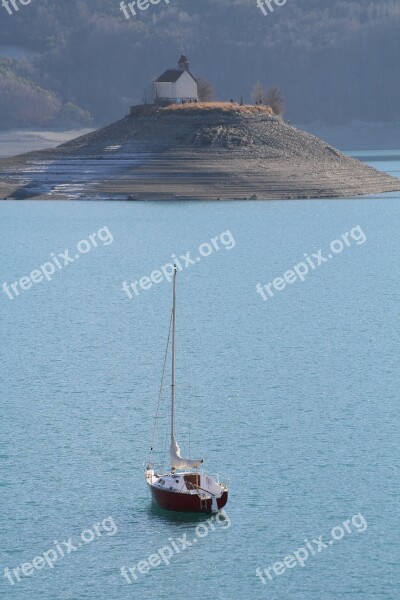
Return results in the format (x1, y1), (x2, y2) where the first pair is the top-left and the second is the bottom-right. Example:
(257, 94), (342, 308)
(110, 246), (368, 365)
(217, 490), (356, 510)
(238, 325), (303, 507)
(170, 437), (203, 470)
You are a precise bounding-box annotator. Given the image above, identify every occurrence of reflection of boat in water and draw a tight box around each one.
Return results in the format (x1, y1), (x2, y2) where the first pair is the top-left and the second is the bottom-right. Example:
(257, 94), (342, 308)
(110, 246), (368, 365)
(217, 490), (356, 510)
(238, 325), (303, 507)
(145, 266), (229, 514)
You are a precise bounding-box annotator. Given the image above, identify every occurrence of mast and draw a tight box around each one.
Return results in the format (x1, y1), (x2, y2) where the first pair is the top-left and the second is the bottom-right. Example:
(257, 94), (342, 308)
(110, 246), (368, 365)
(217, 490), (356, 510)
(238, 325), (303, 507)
(171, 265), (177, 441)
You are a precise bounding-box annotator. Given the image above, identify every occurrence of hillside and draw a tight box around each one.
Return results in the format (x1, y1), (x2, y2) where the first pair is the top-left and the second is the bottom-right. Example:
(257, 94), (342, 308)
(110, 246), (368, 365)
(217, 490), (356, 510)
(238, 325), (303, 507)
(0, 104), (399, 201)
(0, 0), (399, 127)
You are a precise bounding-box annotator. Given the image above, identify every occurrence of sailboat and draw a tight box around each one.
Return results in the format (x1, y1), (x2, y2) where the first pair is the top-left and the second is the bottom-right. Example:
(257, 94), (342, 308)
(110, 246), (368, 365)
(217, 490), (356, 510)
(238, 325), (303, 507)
(145, 266), (229, 514)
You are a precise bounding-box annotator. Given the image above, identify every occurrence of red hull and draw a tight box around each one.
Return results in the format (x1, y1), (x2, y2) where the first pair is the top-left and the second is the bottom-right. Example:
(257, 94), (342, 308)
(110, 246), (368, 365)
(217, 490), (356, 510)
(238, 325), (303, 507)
(149, 483), (228, 513)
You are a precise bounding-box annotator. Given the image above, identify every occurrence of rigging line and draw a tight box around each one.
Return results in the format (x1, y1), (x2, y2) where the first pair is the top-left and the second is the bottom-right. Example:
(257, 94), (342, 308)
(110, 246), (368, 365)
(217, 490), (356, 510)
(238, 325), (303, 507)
(148, 310), (173, 464)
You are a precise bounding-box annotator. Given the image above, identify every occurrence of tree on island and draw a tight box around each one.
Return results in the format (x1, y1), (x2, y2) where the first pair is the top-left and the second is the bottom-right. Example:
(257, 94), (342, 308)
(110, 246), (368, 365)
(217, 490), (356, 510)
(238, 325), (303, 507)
(196, 77), (215, 102)
(251, 81), (267, 104)
(265, 86), (285, 116)
(251, 82), (285, 115)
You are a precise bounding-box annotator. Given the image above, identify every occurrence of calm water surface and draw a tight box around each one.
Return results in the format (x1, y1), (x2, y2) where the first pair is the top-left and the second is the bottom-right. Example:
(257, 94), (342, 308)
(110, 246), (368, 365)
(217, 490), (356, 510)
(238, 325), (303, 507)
(1, 151), (399, 600)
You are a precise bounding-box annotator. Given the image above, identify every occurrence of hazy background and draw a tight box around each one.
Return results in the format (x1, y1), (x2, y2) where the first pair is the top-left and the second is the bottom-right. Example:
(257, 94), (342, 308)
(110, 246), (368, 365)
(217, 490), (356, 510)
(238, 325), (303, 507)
(0, 0), (399, 129)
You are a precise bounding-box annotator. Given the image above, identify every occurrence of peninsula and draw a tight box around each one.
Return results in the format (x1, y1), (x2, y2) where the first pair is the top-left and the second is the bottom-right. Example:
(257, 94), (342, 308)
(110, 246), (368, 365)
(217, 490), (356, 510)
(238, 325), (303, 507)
(0, 103), (399, 201)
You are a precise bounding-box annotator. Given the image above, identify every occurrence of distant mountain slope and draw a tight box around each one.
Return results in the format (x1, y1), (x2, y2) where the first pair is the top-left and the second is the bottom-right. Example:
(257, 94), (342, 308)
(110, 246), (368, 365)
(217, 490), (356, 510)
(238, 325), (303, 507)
(0, 58), (92, 129)
(0, 0), (399, 127)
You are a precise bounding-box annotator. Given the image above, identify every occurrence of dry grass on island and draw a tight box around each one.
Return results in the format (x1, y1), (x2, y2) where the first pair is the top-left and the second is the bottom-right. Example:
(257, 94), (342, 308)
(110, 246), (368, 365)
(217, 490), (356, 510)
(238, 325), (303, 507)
(161, 102), (274, 115)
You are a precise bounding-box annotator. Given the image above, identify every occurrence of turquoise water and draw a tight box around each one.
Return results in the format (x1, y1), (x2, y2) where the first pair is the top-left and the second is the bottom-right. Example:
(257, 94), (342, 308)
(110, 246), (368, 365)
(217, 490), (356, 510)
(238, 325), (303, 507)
(1, 151), (399, 600)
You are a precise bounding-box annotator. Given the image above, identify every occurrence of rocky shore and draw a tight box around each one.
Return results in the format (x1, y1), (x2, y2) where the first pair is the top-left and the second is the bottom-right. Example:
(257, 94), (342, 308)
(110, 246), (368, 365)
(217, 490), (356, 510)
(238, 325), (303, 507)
(0, 104), (399, 200)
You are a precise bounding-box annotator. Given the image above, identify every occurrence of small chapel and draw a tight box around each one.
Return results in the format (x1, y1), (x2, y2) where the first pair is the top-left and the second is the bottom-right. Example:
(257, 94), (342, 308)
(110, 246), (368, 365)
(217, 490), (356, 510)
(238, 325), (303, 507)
(154, 55), (198, 104)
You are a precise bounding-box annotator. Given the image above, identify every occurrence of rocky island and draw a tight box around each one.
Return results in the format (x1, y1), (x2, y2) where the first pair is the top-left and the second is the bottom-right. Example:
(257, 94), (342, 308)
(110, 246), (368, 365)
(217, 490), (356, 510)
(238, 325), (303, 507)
(0, 103), (399, 201)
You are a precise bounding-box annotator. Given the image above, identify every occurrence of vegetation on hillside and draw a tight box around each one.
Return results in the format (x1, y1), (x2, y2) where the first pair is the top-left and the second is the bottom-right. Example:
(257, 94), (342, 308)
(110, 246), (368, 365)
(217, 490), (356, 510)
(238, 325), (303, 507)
(162, 102), (274, 115)
(0, 58), (92, 128)
(0, 0), (398, 128)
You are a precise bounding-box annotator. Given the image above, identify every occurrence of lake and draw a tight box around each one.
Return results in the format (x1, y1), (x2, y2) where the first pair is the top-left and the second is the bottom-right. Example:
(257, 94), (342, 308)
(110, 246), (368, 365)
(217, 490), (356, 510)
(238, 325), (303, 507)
(1, 150), (399, 600)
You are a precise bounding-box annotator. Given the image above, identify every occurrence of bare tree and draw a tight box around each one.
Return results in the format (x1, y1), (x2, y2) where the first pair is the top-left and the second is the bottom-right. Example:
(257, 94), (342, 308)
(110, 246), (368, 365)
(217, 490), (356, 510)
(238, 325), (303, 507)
(251, 81), (267, 104)
(265, 86), (285, 115)
(196, 77), (215, 102)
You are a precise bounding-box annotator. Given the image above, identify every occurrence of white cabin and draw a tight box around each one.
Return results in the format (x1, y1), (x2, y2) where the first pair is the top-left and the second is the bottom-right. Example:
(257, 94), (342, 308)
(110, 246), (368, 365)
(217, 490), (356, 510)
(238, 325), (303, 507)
(154, 55), (198, 104)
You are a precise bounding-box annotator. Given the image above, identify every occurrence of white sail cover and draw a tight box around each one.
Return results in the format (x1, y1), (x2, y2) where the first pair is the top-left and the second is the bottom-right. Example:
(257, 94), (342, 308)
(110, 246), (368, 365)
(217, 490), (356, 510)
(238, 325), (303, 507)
(170, 437), (203, 470)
